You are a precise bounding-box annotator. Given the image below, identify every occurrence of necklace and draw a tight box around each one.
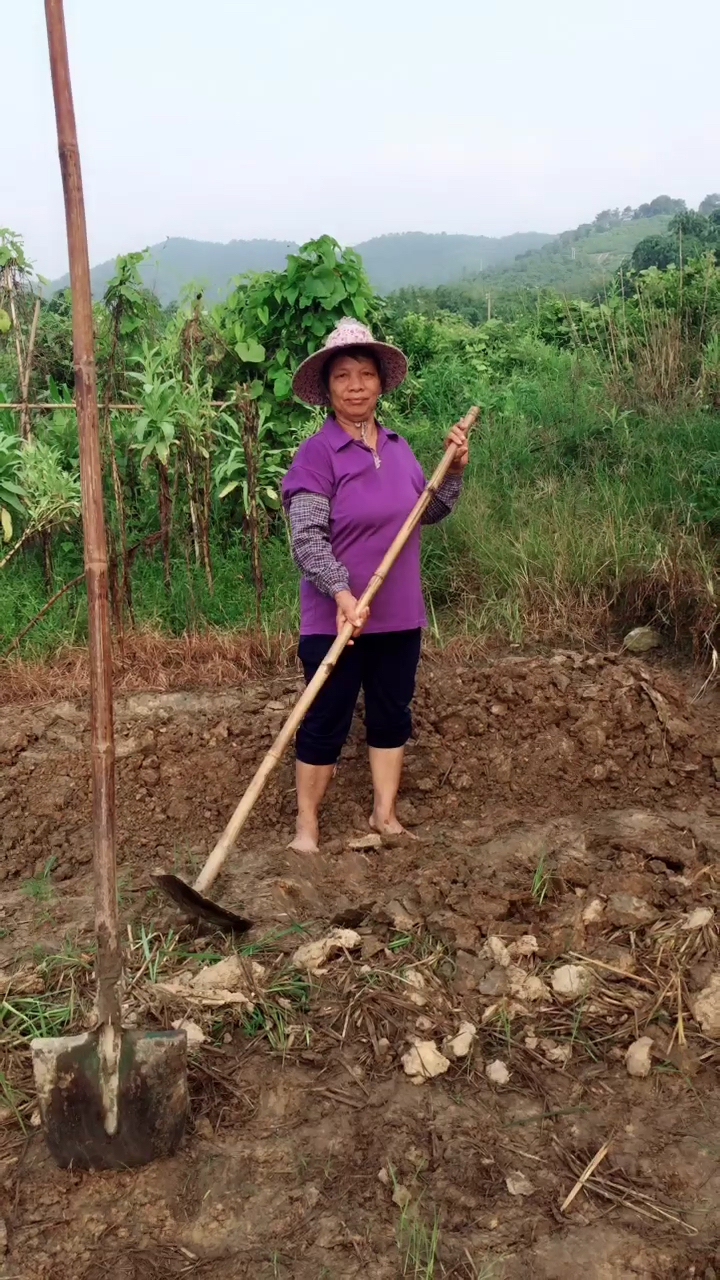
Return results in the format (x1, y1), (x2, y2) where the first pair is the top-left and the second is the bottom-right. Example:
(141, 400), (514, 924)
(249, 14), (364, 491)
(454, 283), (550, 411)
(360, 420), (381, 469)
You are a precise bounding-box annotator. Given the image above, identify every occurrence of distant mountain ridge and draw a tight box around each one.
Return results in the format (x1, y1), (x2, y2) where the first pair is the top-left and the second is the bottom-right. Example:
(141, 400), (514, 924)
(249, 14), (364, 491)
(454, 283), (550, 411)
(50, 230), (553, 303)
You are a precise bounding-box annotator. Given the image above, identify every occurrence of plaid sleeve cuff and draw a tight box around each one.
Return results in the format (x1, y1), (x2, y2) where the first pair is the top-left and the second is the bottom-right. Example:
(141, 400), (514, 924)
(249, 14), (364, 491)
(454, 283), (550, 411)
(288, 492), (350, 598)
(422, 473), (463, 525)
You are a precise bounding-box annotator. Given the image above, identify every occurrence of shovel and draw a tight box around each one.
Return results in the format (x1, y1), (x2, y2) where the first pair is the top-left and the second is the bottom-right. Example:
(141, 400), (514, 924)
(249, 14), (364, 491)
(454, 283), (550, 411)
(31, 0), (187, 1170)
(155, 406), (479, 931)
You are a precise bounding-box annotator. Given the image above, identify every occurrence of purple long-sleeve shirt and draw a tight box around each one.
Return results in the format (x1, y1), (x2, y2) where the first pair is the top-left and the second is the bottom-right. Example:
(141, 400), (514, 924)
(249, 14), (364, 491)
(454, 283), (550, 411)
(281, 417), (462, 636)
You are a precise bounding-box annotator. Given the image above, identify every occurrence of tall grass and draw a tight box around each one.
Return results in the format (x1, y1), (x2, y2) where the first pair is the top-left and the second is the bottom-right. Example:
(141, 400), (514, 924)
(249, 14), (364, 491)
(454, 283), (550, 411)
(1, 347), (718, 662)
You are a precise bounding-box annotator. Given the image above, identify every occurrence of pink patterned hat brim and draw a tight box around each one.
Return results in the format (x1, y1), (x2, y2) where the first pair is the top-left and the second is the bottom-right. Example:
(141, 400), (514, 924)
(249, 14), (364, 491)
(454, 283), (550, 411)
(291, 318), (408, 406)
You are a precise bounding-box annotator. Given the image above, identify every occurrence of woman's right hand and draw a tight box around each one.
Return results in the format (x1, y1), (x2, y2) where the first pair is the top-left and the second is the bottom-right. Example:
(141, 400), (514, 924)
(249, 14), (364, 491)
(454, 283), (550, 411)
(334, 589), (369, 642)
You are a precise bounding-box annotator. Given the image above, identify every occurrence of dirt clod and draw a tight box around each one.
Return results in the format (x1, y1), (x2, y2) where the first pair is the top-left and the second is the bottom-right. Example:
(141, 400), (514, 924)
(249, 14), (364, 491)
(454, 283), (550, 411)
(486, 1058), (511, 1085)
(552, 963), (593, 998)
(607, 893), (659, 928)
(693, 973), (720, 1036)
(625, 1036), (654, 1078)
(506, 1171), (535, 1197)
(444, 1021), (477, 1059)
(401, 1039), (451, 1083)
(291, 928), (362, 973)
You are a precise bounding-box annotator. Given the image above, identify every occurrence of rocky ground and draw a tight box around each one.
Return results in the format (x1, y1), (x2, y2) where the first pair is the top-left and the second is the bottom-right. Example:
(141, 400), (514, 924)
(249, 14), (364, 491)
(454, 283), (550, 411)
(0, 648), (718, 1279)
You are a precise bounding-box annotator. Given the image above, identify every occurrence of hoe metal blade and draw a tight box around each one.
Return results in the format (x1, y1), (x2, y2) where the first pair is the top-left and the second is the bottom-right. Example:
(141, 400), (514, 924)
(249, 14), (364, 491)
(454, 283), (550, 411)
(153, 874), (254, 933)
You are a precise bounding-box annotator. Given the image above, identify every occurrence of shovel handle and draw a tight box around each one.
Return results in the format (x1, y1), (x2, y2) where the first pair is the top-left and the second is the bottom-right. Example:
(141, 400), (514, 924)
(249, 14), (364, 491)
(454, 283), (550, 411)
(45, 0), (120, 1023)
(194, 406), (478, 895)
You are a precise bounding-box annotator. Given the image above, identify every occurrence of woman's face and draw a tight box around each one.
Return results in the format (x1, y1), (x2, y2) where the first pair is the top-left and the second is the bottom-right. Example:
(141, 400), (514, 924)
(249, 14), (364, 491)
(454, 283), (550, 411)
(327, 354), (382, 423)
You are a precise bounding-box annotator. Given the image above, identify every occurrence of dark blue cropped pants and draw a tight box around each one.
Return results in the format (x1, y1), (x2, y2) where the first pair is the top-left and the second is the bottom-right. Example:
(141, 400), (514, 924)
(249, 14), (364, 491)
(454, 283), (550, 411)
(296, 628), (422, 766)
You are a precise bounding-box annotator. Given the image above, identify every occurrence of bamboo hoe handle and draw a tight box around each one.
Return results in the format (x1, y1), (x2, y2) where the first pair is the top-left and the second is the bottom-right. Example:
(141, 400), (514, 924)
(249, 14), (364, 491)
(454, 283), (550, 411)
(194, 406), (479, 894)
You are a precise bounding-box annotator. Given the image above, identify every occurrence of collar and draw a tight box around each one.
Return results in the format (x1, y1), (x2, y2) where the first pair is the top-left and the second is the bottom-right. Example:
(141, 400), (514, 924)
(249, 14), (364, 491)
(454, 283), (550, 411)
(322, 416), (399, 452)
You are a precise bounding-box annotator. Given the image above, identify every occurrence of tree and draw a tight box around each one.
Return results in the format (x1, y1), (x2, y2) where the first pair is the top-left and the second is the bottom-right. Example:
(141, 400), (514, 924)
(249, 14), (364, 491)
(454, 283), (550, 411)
(699, 193), (720, 216)
(593, 208), (621, 230)
(630, 235), (677, 271)
(669, 211), (710, 240)
(634, 195), (687, 219)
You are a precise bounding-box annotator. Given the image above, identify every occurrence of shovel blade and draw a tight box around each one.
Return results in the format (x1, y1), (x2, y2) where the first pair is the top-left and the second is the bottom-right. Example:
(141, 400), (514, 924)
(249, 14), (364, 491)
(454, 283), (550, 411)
(32, 1027), (187, 1170)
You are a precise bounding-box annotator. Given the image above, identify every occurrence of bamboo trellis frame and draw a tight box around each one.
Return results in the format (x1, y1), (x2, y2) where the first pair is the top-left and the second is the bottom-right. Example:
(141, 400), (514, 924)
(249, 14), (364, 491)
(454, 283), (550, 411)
(1, 401), (233, 411)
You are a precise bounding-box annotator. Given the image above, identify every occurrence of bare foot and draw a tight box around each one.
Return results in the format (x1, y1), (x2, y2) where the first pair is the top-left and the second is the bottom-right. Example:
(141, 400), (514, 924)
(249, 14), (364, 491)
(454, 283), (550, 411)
(288, 817), (320, 855)
(369, 813), (417, 840)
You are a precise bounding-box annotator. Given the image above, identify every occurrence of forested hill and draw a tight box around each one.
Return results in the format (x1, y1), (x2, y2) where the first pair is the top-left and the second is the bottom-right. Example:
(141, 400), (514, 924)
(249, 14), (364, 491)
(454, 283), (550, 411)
(49, 230), (553, 303)
(471, 214), (673, 297)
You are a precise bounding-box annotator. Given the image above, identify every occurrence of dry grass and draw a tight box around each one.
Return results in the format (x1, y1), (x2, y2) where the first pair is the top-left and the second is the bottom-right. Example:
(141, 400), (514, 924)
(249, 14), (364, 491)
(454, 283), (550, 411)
(2, 569), (717, 713)
(0, 625), (297, 707)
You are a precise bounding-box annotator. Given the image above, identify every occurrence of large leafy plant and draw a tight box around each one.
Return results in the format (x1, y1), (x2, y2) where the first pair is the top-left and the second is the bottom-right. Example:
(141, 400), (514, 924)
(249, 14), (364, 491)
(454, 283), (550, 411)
(216, 235), (379, 441)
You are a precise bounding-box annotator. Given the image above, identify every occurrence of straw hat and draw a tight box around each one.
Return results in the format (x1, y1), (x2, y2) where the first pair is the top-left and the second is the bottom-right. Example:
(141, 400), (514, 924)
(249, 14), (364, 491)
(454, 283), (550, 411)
(291, 317), (408, 406)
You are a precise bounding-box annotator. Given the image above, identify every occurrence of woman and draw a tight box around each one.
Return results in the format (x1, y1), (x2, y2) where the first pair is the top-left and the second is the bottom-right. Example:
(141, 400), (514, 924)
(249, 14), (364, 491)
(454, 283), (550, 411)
(282, 317), (470, 854)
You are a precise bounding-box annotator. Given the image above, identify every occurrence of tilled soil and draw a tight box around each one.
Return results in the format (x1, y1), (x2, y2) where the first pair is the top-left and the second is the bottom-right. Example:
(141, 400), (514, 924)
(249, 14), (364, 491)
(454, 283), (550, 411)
(0, 648), (719, 1279)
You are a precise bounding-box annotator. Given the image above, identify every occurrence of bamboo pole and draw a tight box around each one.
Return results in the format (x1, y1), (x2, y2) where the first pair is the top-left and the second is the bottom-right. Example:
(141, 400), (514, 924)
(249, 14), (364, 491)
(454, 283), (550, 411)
(193, 405), (478, 895)
(0, 401), (232, 410)
(44, 0), (120, 1029)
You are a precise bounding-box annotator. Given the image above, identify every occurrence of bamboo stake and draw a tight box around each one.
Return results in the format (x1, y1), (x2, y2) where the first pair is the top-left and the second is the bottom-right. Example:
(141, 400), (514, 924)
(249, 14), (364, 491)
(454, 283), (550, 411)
(240, 393), (263, 622)
(194, 405), (478, 895)
(2, 267), (27, 410)
(44, 0), (120, 1029)
(19, 298), (42, 440)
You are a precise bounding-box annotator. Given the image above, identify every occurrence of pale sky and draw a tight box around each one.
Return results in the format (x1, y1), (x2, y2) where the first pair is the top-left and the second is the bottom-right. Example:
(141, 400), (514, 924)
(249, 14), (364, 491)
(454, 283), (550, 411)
(6, 0), (720, 279)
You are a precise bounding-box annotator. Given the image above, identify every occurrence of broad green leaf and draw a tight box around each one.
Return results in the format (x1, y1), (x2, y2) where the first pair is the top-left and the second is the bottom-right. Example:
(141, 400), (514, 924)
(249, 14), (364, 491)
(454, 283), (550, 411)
(257, 305), (270, 326)
(0, 507), (12, 542)
(273, 371), (292, 399)
(218, 481), (239, 499)
(0, 309), (10, 335)
(236, 339), (266, 363)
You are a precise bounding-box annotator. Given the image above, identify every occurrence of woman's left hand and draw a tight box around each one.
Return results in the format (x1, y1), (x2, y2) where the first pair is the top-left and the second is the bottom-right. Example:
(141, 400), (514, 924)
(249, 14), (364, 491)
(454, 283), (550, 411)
(445, 420), (471, 475)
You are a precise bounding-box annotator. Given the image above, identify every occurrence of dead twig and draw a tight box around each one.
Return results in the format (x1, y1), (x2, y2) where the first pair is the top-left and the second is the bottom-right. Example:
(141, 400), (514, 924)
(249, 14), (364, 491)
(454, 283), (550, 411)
(568, 953), (655, 987)
(560, 1140), (611, 1213)
(2, 573), (84, 657)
